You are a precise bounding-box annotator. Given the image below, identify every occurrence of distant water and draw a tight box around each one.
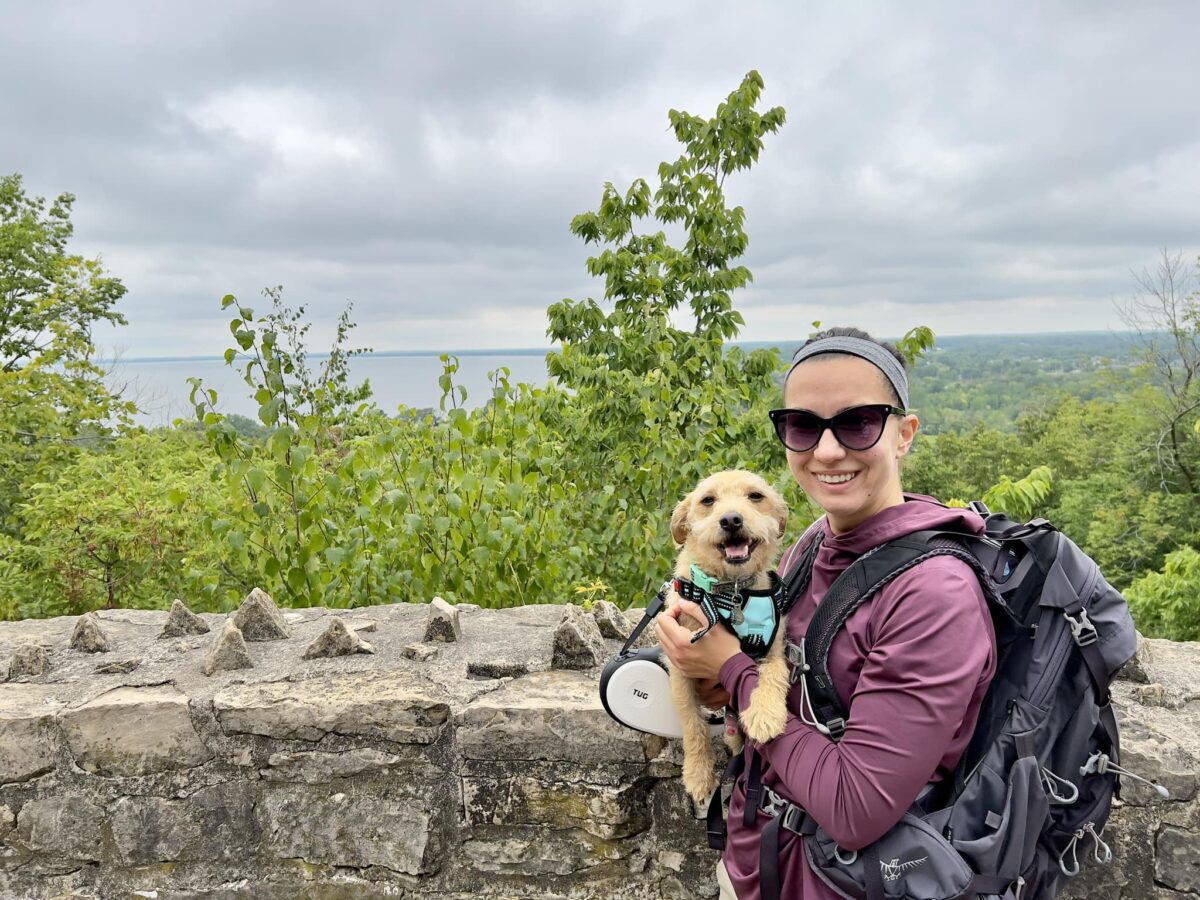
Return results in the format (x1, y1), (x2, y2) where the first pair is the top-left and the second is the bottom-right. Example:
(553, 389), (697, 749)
(105, 351), (554, 426)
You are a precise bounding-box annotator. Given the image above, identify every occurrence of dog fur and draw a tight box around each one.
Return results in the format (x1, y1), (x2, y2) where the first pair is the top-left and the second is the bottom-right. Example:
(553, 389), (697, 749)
(667, 469), (791, 804)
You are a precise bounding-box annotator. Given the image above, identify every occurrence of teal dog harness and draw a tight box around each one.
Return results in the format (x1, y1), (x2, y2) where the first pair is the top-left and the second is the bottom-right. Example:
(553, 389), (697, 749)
(673, 564), (792, 657)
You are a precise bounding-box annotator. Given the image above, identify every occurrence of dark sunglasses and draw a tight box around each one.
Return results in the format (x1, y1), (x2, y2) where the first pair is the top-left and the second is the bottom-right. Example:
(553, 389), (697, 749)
(768, 404), (907, 453)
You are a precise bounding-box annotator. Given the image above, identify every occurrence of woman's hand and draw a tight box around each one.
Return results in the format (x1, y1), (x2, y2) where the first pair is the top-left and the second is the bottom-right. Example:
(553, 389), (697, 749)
(656, 598), (743, 684)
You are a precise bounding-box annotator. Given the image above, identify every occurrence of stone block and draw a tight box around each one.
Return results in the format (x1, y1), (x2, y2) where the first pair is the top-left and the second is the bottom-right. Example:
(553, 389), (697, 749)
(303, 617), (375, 659)
(423, 596), (461, 643)
(0, 685), (63, 784)
(68, 612), (110, 652)
(232, 587), (290, 641)
(203, 619), (254, 675)
(110, 796), (202, 865)
(108, 781), (259, 866)
(592, 599), (631, 640)
(15, 796), (105, 861)
(402, 642), (439, 662)
(462, 825), (630, 876)
(58, 684), (211, 776)
(159, 598), (211, 638)
(551, 604), (605, 669)
(463, 775), (650, 839)
(6, 644), (50, 678)
(213, 672), (450, 744)
(457, 670), (645, 765)
(1157, 825), (1200, 893)
(257, 785), (436, 875)
(262, 748), (418, 783)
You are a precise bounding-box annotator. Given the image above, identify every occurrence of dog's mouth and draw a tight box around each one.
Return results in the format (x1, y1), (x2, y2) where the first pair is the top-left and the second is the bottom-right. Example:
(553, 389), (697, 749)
(719, 537), (760, 565)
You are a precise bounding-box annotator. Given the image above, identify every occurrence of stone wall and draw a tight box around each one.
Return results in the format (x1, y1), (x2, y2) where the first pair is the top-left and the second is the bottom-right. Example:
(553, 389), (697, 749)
(0, 595), (1197, 900)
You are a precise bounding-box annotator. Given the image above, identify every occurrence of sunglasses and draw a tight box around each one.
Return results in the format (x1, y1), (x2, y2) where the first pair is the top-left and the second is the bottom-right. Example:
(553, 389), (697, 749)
(768, 404), (907, 453)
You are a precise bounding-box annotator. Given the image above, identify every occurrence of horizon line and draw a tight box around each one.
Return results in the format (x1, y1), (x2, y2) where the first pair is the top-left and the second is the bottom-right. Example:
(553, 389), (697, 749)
(98, 329), (1137, 365)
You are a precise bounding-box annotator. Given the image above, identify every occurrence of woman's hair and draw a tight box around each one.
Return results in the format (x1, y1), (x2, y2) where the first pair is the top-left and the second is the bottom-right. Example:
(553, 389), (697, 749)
(796, 326), (907, 406)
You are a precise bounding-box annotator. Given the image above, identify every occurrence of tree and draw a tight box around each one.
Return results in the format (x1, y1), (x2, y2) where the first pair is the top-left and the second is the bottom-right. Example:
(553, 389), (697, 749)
(0, 174), (133, 533)
(1117, 249), (1200, 493)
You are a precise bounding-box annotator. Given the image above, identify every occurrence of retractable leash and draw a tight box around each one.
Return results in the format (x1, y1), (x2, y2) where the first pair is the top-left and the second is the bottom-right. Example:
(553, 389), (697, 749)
(598, 583), (725, 740)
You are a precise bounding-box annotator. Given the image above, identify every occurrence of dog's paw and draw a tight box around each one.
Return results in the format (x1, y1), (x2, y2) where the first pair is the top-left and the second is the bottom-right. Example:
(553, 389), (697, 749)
(724, 730), (744, 755)
(683, 758), (720, 805)
(740, 699), (788, 743)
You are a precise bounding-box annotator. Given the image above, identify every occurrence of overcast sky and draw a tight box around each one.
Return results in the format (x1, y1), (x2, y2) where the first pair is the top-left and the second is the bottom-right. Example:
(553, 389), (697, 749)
(4, 2), (1199, 357)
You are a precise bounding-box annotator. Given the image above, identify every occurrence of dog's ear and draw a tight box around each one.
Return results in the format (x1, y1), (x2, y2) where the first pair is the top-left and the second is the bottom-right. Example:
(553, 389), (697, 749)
(671, 495), (691, 546)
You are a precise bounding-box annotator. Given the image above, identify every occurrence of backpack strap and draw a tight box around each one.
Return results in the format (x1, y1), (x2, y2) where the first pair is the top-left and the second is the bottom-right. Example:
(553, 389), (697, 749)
(800, 530), (999, 737)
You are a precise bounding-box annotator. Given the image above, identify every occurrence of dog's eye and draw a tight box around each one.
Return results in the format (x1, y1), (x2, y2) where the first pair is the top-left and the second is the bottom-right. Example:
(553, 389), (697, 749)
(700, 495), (716, 506)
(748, 492), (764, 502)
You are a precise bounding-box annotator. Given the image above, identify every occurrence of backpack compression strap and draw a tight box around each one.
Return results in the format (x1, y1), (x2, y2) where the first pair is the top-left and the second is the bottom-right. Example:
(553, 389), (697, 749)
(799, 530), (1001, 737)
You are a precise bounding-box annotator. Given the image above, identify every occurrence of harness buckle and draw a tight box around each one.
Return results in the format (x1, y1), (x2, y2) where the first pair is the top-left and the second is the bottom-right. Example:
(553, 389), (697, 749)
(1065, 608), (1098, 647)
(825, 717), (846, 740)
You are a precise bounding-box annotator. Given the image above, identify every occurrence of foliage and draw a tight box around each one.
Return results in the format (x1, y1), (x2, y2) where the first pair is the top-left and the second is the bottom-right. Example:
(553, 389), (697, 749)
(0, 173), (133, 534)
(978, 466), (1054, 522)
(545, 71), (807, 602)
(1117, 250), (1200, 493)
(186, 291), (574, 609)
(0, 431), (217, 618)
(1126, 546), (1200, 641)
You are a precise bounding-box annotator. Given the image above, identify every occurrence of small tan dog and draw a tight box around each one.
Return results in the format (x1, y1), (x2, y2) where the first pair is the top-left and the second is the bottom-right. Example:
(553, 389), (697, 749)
(667, 469), (792, 803)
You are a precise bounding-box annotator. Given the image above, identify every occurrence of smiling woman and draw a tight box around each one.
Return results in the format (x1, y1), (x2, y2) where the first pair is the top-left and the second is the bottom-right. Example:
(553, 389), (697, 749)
(659, 326), (998, 900)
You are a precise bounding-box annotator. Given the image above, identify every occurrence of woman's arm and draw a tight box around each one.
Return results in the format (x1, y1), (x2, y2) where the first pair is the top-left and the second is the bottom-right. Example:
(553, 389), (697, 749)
(718, 559), (995, 850)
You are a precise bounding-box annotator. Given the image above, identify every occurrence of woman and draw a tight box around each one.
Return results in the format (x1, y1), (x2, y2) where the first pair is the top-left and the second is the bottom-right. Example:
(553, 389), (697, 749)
(656, 327), (997, 900)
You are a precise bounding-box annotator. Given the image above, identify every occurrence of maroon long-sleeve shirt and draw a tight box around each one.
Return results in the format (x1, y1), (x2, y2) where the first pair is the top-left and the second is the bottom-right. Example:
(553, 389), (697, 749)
(717, 495), (997, 900)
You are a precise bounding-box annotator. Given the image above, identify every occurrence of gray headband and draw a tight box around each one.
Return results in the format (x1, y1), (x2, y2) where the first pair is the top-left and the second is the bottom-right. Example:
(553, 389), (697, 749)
(785, 336), (909, 409)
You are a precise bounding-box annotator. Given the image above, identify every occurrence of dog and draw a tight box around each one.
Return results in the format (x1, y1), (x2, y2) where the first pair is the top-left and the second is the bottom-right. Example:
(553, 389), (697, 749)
(666, 469), (791, 804)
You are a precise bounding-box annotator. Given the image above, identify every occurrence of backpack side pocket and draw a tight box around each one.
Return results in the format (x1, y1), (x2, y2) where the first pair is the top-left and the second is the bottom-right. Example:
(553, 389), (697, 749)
(950, 755), (1049, 883)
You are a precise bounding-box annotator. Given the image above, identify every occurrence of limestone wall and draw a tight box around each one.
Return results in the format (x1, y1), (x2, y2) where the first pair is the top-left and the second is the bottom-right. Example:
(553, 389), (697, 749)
(0, 596), (1196, 900)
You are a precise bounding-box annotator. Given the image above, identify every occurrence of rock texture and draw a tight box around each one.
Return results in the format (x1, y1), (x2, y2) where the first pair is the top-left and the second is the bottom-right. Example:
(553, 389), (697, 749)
(202, 619), (254, 675)
(424, 596), (461, 642)
(593, 599), (632, 640)
(5, 644), (49, 678)
(303, 616), (375, 659)
(0, 604), (1195, 900)
(231, 587), (290, 641)
(552, 602), (606, 669)
(158, 598), (211, 638)
(68, 612), (110, 653)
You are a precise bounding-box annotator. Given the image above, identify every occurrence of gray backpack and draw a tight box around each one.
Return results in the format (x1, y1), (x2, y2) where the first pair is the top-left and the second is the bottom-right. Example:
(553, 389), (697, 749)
(709, 504), (1147, 900)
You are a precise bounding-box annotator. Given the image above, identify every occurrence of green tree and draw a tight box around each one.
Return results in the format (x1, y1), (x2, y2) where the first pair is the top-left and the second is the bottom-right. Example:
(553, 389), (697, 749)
(1117, 249), (1200, 492)
(0, 173), (133, 533)
(545, 71), (801, 600)
(1126, 546), (1200, 640)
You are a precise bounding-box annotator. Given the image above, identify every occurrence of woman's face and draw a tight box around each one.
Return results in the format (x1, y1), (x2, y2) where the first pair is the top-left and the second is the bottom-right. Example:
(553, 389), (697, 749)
(782, 354), (918, 533)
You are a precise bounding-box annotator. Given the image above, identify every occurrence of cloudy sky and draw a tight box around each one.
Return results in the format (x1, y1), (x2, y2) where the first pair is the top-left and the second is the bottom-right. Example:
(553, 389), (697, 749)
(4, 2), (1199, 358)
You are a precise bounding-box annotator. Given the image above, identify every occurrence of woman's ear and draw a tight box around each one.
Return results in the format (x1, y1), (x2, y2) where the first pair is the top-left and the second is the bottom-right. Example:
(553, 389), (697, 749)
(896, 414), (919, 458)
(671, 495), (692, 546)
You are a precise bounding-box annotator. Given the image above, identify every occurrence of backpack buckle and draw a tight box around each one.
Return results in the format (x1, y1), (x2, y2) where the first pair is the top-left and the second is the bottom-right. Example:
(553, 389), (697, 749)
(1065, 609), (1098, 647)
(760, 786), (788, 818)
(784, 640), (806, 684)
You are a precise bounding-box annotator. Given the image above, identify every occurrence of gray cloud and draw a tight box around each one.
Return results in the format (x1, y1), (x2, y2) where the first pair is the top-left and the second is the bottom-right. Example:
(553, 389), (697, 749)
(3, 1), (1199, 356)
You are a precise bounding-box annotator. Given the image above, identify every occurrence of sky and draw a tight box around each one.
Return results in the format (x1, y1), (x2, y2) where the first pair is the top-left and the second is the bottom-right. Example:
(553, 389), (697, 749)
(3, 2), (1199, 358)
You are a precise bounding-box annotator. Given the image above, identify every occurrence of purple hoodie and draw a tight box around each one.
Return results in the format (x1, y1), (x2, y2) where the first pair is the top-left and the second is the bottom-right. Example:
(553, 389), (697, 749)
(717, 495), (997, 900)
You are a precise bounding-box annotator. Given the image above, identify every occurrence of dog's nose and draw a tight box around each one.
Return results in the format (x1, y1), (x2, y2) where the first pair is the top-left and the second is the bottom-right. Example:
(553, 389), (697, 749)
(719, 513), (743, 532)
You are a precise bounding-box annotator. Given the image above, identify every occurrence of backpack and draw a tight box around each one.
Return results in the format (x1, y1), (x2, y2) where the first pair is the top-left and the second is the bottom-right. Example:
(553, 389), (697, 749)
(708, 502), (1148, 900)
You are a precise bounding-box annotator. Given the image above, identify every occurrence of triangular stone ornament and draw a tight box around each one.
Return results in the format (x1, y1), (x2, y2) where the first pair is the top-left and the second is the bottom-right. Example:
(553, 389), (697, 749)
(203, 620), (254, 676)
(302, 617), (375, 659)
(158, 599), (211, 639)
(232, 588), (290, 641)
(69, 613), (111, 653)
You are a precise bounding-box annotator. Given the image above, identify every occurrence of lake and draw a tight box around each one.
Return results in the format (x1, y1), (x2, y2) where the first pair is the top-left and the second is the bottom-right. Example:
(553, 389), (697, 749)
(105, 351), (554, 426)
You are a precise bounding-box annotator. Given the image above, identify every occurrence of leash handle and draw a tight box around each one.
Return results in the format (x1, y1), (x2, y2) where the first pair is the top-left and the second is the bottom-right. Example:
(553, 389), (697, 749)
(617, 584), (669, 656)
